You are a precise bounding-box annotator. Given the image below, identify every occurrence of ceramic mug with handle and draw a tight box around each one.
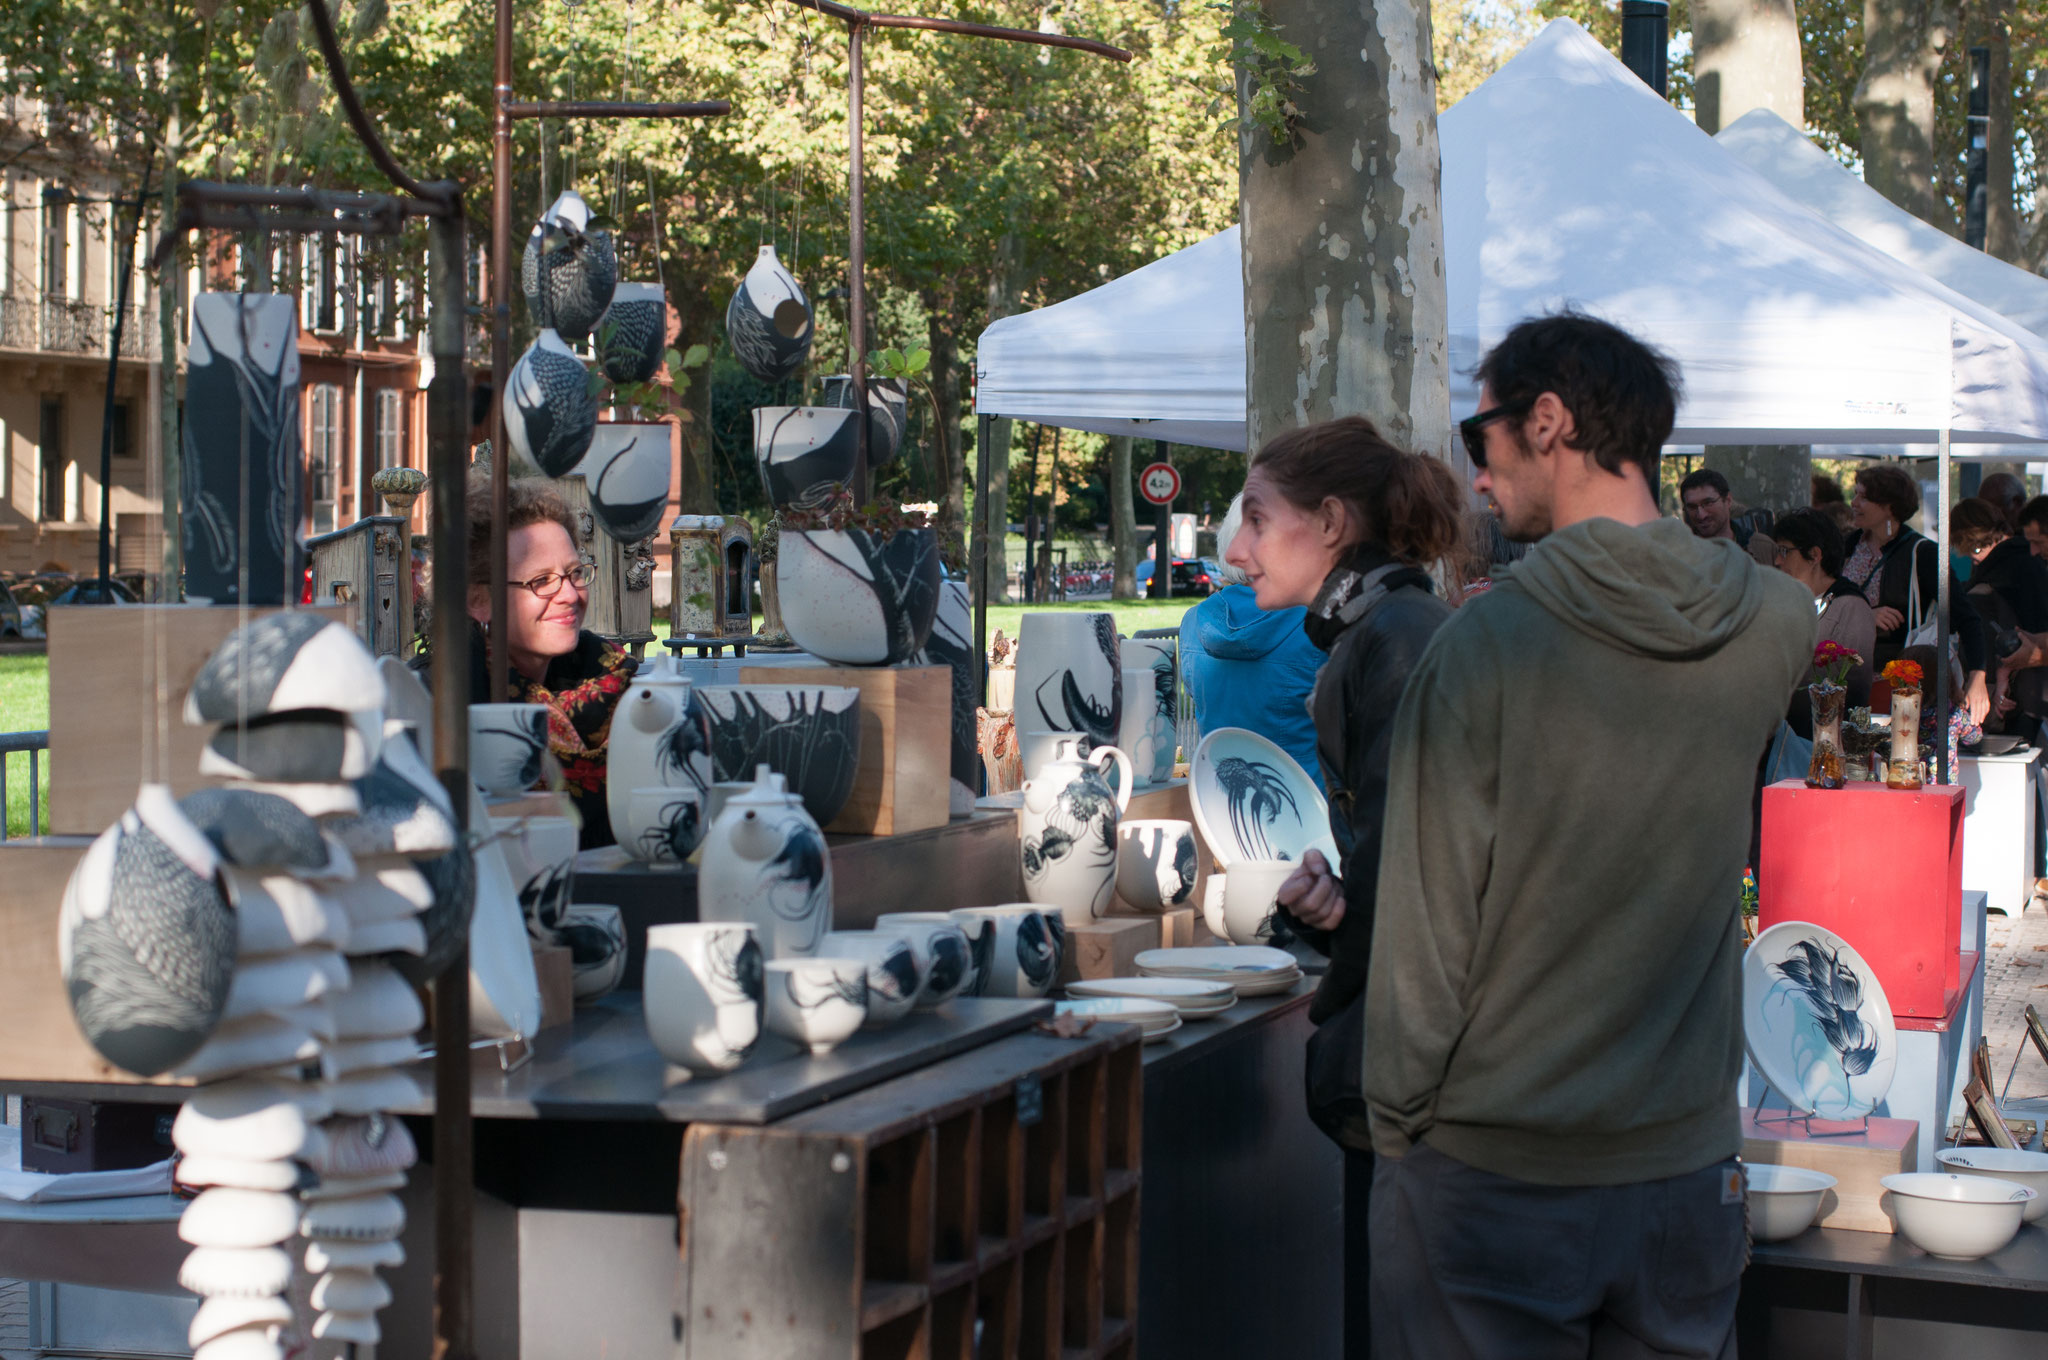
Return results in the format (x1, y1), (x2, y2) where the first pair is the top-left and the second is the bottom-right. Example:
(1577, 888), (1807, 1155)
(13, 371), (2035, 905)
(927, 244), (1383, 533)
(1019, 737), (1134, 925)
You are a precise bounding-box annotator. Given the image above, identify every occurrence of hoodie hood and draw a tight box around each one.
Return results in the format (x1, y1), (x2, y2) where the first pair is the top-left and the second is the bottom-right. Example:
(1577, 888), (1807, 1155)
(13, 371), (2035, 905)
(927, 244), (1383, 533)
(1192, 585), (1310, 660)
(1510, 517), (1774, 661)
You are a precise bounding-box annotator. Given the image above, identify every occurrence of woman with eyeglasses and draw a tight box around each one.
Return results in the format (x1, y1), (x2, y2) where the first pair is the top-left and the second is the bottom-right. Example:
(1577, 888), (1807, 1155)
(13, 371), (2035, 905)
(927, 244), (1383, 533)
(463, 475), (638, 847)
(1768, 507), (1876, 732)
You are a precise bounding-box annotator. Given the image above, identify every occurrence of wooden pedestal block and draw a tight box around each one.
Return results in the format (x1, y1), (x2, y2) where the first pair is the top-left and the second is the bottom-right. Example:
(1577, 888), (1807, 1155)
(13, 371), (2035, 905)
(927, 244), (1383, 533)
(533, 943), (575, 1032)
(47, 603), (351, 835)
(741, 662), (950, 836)
(1104, 906), (1196, 951)
(1740, 1110), (1917, 1234)
(1058, 918), (1160, 986)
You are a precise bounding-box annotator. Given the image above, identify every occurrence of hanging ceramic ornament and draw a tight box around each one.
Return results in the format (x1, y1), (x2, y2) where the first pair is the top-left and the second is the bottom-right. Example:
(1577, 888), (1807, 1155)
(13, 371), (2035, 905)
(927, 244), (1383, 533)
(505, 328), (598, 479)
(183, 613), (387, 726)
(578, 422), (671, 543)
(199, 708), (385, 784)
(822, 374), (909, 468)
(179, 787), (345, 878)
(598, 282), (667, 384)
(776, 526), (942, 666)
(753, 406), (860, 512)
(520, 189), (618, 341)
(726, 245), (813, 383)
(59, 785), (237, 1077)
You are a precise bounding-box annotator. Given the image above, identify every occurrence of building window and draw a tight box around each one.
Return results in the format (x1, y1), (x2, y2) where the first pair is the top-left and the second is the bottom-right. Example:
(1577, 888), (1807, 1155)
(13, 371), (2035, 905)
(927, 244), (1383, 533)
(374, 389), (404, 470)
(40, 188), (67, 298)
(39, 398), (63, 522)
(309, 237), (340, 333)
(308, 382), (342, 534)
(110, 401), (132, 462)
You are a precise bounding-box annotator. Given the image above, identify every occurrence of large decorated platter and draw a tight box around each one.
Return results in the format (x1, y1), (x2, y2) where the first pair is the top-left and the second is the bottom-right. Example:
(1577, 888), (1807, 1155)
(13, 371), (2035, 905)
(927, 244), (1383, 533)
(1743, 920), (1898, 1122)
(1189, 728), (1339, 870)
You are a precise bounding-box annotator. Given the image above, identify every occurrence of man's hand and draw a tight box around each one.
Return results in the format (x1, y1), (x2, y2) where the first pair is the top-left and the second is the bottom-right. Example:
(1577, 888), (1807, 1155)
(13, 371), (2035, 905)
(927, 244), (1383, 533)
(1277, 848), (1344, 932)
(1873, 606), (1905, 632)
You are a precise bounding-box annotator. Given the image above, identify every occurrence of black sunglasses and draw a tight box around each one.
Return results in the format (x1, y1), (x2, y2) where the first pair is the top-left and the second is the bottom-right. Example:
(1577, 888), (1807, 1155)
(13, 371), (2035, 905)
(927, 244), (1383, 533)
(1458, 401), (1530, 468)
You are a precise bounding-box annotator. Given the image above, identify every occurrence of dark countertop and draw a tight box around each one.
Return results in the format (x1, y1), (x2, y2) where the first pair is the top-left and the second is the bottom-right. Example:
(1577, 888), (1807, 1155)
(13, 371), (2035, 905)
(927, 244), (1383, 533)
(1750, 1222), (2048, 1291)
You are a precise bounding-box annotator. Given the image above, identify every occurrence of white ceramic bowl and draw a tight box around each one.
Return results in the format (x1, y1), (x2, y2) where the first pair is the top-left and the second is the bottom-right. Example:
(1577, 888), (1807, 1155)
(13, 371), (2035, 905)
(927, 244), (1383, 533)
(1881, 1172), (2036, 1259)
(765, 957), (868, 1056)
(1742, 1164), (1836, 1241)
(1936, 1148), (2048, 1222)
(643, 923), (763, 1077)
(820, 930), (924, 1028)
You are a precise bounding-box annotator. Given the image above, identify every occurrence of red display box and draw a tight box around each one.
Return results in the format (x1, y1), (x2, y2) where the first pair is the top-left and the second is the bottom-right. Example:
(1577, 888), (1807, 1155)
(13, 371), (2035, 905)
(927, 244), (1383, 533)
(1758, 781), (1963, 1020)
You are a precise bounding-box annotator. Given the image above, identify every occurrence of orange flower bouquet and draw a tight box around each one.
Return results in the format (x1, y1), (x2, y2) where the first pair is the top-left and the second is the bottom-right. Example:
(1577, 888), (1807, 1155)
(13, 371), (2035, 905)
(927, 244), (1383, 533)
(1881, 659), (1923, 694)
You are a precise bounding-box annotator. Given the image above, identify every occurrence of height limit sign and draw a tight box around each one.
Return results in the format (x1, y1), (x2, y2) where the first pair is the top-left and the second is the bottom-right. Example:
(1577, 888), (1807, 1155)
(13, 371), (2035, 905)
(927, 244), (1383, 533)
(1139, 462), (1181, 506)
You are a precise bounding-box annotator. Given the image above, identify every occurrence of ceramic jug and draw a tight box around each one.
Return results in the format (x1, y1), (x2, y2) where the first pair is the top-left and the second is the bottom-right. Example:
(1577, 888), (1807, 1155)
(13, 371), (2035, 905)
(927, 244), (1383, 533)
(697, 765), (833, 959)
(606, 651), (712, 850)
(1019, 737), (1133, 925)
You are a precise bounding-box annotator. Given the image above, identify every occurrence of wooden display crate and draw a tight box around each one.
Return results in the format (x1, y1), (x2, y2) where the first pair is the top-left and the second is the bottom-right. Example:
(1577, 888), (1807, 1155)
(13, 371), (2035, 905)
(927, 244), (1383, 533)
(1741, 1110), (1917, 1234)
(679, 1025), (1142, 1360)
(740, 663), (950, 836)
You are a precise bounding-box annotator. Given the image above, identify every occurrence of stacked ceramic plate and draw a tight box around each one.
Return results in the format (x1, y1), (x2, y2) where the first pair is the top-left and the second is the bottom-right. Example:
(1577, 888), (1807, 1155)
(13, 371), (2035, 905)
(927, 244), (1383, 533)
(1054, 997), (1183, 1042)
(1066, 976), (1237, 1020)
(1135, 946), (1303, 998)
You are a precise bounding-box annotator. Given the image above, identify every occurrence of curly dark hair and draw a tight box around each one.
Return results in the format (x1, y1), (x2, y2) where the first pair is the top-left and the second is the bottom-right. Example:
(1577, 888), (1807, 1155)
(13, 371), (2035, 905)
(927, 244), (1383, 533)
(1473, 310), (1682, 485)
(1950, 497), (2009, 555)
(1852, 464), (1921, 524)
(1771, 506), (1848, 578)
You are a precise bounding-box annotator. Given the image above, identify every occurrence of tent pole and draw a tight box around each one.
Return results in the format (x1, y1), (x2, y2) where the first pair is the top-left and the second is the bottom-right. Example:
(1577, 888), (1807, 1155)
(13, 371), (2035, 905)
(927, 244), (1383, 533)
(973, 412), (992, 757)
(1937, 333), (1953, 787)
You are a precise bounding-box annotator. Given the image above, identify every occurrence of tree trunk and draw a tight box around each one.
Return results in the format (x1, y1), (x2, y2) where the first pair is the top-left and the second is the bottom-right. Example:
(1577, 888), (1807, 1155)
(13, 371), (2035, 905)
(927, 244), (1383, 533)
(1240, 0), (1453, 469)
(1692, 0), (1804, 134)
(1979, 0), (2021, 262)
(981, 232), (1029, 605)
(1109, 435), (1137, 598)
(158, 105), (183, 604)
(1703, 445), (1810, 514)
(927, 311), (965, 528)
(1855, 0), (1957, 233)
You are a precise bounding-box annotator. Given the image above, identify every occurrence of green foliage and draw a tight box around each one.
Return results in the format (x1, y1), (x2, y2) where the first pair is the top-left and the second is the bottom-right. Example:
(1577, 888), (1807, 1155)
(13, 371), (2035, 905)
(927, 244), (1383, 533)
(868, 344), (931, 380)
(1209, 1), (1315, 145)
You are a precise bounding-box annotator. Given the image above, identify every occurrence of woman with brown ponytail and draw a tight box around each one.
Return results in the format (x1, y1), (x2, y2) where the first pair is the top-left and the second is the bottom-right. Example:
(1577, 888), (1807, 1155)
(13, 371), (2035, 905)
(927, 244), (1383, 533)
(1223, 415), (1467, 1352)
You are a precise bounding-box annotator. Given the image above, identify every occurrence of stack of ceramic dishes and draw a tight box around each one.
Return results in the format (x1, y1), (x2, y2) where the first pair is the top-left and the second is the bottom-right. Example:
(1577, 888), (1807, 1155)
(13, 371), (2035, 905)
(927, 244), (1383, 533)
(1066, 976), (1236, 1020)
(1134, 946), (1303, 997)
(1054, 996), (1182, 1042)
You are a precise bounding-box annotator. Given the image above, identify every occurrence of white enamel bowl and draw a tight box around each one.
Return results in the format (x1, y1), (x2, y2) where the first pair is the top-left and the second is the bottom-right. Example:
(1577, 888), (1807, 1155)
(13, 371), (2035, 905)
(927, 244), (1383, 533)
(1881, 1172), (2036, 1259)
(1936, 1148), (2048, 1222)
(1742, 1164), (1835, 1242)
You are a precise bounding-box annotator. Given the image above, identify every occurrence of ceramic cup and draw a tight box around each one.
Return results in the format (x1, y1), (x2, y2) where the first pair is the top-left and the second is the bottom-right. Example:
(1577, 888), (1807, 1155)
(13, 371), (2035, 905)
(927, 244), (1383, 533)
(1116, 668), (1170, 788)
(703, 781), (755, 828)
(873, 912), (974, 1010)
(559, 904), (628, 1002)
(1115, 820), (1198, 914)
(623, 785), (707, 866)
(765, 957), (868, 1056)
(949, 905), (1066, 998)
(467, 704), (551, 797)
(489, 814), (578, 938)
(643, 923), (764, 1077)
(820, 930), (924, 1028)
(1221, 860), (1294, 946)
(1202, 873), (1228, 940)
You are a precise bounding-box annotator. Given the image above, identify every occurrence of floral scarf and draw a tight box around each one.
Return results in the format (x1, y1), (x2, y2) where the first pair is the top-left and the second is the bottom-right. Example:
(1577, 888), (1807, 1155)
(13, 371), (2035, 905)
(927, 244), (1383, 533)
(464, 626), (638, 843)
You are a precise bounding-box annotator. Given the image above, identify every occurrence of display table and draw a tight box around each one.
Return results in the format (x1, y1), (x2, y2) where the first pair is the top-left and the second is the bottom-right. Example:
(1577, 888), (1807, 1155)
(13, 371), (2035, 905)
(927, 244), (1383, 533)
(1960, 747), (2041, 914)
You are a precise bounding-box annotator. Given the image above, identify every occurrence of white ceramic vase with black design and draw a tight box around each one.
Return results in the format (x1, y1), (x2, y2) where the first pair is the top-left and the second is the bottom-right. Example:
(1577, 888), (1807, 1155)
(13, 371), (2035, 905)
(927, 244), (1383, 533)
(696, 766), (832, 960)
(1019, 736), (1133, 925)
(777, 527), (942, 667)
(752, 406), (860, 512)
(1015, 613), (1123, 779)
(644, 923), (764, 1076)
(622, 785), (707, 865)
(521, 189), (617, 342)
(605, 652), (712, 850)
(1114, 819), (1198, 914)
(467, 704), (550, 798)
(597, 282), (666, 384)
(182, 293), (305, 607)
(695, 685), (862, 827)
(821, 374), (909, 468)
(1119, 636), (1178, 784)
(725, 245), (813, 384)
(948, 905), (1065, 998)
(505, 328), (597, 478)
(577, 422), (671, 543)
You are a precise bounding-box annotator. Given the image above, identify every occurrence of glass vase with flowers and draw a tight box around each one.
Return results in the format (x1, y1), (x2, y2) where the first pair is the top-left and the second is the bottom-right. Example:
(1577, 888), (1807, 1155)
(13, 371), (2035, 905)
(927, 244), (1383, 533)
(1805, 641), (1860, 789)
(1882, 659), (1924, 790)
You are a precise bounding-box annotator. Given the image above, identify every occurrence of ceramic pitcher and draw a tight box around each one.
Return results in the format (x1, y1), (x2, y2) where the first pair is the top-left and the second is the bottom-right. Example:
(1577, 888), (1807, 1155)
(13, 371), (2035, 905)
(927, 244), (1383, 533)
(606, 651), (712, 850)
(697, 765), (833, 959)
(1019, 737), (1133, 925)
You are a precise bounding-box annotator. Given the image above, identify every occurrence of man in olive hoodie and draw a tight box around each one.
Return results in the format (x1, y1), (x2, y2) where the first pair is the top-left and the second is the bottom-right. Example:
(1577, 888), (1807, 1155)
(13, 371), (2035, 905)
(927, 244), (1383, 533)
(1366, 314), (1814, 1359)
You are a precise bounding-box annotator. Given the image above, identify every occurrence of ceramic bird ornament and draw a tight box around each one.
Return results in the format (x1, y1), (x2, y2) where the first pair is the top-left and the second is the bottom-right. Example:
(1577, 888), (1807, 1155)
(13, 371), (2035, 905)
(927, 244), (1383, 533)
(520, 190), (618, 341)
(183, 613), (387, 726)
(504, 329), (598, 478)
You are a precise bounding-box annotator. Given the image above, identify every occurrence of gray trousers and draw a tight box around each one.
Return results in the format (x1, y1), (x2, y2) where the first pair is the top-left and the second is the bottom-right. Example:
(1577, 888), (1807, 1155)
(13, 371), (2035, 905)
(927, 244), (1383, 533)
(1370, 1144), (1746, 1360)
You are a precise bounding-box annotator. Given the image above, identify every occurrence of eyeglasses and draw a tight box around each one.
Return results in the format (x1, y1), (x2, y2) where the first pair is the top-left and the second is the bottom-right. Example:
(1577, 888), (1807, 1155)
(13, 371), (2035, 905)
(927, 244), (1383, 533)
(511, 562), (596, 599)
(1459, 401), (1530, 468)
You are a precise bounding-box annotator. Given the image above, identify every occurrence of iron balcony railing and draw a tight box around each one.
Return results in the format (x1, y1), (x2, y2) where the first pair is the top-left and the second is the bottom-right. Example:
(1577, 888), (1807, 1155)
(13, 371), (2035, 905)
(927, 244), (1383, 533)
(0, 293), (157, 359)
(0, 729), (49, 842)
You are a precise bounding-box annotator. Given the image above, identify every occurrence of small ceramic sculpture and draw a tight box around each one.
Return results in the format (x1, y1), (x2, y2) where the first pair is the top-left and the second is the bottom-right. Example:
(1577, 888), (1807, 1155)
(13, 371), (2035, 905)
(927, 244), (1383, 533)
(696, 766), (832, 959)
(776, 527), (941, 666)
(726, 245), (813, 383)
(1019, 737), (1133, 925)
(183, 613), (387, 726)
(521, 189), (618, 341)
(504, 329), (598, 478)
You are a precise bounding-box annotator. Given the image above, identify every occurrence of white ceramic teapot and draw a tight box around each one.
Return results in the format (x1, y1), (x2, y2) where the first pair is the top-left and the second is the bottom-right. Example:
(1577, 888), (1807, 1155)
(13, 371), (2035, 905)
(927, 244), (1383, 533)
(1018, 737), (1133, 925)
(697, 765), (833, 959)
(606, 651), (712, 852)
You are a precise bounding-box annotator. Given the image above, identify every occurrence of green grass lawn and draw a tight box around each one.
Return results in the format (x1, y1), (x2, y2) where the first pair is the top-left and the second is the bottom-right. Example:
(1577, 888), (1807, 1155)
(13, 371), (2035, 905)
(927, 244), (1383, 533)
(0, 653), (51, 838)
(982, 596), (1197, 644)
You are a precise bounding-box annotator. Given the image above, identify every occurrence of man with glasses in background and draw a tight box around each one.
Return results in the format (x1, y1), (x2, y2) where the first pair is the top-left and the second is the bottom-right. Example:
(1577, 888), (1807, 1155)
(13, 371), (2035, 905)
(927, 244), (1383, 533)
(1679, 467), (1777, 567)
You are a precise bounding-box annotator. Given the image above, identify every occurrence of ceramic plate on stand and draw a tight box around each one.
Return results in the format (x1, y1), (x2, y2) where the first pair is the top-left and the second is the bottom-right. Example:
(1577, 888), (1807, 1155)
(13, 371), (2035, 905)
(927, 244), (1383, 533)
(1189, 729), (1339, 870)
(1743, 920), (1898, 1122)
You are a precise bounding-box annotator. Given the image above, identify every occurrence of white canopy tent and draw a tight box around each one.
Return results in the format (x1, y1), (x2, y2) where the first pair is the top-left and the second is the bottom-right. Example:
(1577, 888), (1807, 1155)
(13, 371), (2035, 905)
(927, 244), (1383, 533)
(974, 20), (2048, 454)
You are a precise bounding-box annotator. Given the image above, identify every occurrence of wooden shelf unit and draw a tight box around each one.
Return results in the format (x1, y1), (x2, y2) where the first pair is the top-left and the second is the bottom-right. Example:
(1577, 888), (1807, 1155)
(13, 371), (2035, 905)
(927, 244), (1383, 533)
(679, 1025), (1143, 1360)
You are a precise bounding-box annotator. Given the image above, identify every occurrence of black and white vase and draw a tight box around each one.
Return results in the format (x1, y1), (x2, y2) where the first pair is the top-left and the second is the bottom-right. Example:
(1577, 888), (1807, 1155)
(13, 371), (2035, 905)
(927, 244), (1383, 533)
(622, 785), (707, 865)
(60, 785), (237, 1077)
(752, 405), (860, 513)
(598, 283), (666, 385)
(181, 293), (305, 607)
(184, 612), (387, 726)
(694, 685), (862, 828)
(1119, 636), (1178, 785)
(911, 579), (977, 809)
(521, 190), (617, 341)
(777, 527), (941, 667)
(725, 245), (813, 384)
(605, 654), (711, 849)
(821, 374), (910, 468)
(1015, 612), (1124, 775)
(505, 329), (597, 478)
(578, 423), (670, 543)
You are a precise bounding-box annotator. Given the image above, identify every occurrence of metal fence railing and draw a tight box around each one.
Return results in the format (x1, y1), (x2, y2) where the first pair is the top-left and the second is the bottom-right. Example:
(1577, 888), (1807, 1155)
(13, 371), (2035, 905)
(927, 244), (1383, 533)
(1, 730), (49, 841)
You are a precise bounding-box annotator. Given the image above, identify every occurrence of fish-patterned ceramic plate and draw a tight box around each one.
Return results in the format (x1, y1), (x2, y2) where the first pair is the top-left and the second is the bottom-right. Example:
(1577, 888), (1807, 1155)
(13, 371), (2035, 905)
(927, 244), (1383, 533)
(1744, 920), (1898, 1121)
(1189, 728), (1339, 871)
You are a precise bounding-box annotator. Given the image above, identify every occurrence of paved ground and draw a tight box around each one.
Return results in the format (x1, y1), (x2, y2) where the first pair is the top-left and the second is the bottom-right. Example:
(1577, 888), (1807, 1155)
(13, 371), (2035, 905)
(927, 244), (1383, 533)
(1984, 898), (2048, 1109)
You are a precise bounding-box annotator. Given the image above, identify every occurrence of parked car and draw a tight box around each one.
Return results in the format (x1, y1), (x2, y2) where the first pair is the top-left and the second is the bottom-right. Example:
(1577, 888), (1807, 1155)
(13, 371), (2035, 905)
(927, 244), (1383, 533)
(0, 579), (22, 637)
(1141, 557), (1221, 598)
(49, 577), (139, 606)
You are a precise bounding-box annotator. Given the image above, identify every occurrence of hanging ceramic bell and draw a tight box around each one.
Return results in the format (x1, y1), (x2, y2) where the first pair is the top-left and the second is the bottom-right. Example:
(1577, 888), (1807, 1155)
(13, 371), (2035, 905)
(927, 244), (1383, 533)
(598, 282), (667, 385)
(753, 405), (860, 512)
(821, 374), (910, 468)
(725, 245), (813, 384)
(504, 329), (597, 478)
(578, 423), (671, 543)
(520, 190), (618, 342)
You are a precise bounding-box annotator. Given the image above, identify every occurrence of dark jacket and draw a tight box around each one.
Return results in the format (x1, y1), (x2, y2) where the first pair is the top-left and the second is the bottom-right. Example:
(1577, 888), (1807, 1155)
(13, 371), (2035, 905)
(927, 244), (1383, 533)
(1966, 536), (2048, 637)
(1842, 526), (1989, 674)
(1278, 544), (1451, 1025)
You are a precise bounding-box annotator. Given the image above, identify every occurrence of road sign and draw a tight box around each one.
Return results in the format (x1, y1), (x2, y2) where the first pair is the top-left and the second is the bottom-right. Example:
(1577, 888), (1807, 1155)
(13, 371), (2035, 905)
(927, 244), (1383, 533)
(1139, 462), (1181, 506)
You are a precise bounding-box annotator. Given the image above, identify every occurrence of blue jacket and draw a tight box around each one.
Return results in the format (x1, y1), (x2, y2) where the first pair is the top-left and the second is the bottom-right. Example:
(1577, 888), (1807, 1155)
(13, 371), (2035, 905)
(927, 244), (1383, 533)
(1178, 585), (1327, 792)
